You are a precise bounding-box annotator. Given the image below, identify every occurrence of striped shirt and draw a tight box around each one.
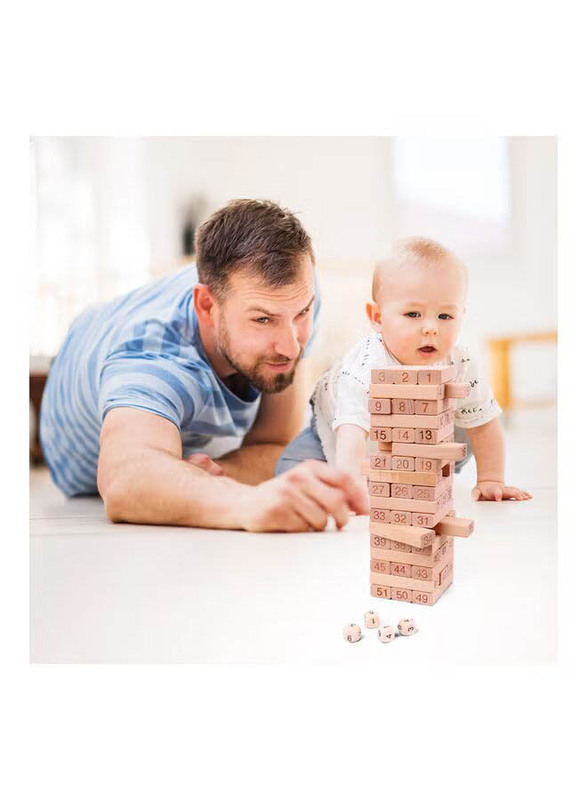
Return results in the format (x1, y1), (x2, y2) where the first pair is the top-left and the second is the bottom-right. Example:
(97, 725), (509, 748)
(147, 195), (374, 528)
(40, 264), (321, 496)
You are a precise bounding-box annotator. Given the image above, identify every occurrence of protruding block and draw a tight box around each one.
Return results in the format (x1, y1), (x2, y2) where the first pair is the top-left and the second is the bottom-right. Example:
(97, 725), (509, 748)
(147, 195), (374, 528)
(434, 516), (475, 537)
(445, 382), (470, 398)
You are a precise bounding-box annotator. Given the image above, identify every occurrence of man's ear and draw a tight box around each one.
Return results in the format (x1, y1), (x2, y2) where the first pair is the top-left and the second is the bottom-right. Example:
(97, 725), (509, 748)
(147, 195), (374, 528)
(193, 284), (216, 328)
(366, 301), (382, 332)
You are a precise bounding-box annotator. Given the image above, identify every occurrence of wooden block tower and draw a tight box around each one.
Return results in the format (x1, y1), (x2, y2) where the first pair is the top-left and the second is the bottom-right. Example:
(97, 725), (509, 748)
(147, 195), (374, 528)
(365, 366), (475, 606)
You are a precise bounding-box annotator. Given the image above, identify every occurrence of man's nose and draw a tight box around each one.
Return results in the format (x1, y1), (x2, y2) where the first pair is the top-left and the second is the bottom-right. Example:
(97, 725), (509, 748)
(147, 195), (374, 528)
(274, 324), (301, 360)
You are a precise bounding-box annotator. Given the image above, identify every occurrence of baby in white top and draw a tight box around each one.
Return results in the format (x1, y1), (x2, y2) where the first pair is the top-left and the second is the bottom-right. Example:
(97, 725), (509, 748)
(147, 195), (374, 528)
(311, 237), (532, 502)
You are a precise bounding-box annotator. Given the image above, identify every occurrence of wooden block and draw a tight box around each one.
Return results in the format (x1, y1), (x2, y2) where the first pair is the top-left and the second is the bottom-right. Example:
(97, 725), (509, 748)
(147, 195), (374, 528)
(410, 564), (434, 581)
(414, 398), (452, 415)
(390, 562), (412, 578)
(411, 579), (452, 606)
(377, 441), (393, 451)
(391, 587), (413, 602)
(414, 424), (454, 444)
(370, 508), (412, 526)
(371, 368), (418, 384)
(389, 539), (413, 553)
(369, 481), (391, 498)
(391, 399), (416, 414)
(369, 454), (394, 470)
(368, 398), (391, 414)
(391, 441), (467, 461)
(369, 571), (440, 593)
(370, 427), (393, 443)
(391, 483), (414, 499)
(371, 584), (393, 600)
(412, 479), (451, 500)
(442, 462), (454, 477)
(410, 534), (448, 555)
(434, 516), (475, 538)
(370, 414), (396, 426)
(369, 383), (445, 400)
(411, 504), (454, 529)
(414, 457), (444, 473)
(391, 428), (416, 443)
(370, 534), (392, 550)
(416, 365), (457, 384)
(445, 382), (470, 398)
(369, 493), (451, 514)
(371, 545), (438, 569)
(371, 558), (391, 575)
(391, 456), (415, 471)
(369, 521), (435, 549)
(362, 467), (443, 486)
(385, 410), (454, 429)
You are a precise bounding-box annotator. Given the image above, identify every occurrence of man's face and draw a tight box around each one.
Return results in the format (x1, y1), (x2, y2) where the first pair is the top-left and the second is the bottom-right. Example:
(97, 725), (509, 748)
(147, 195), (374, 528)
(213, 255), (315, 393)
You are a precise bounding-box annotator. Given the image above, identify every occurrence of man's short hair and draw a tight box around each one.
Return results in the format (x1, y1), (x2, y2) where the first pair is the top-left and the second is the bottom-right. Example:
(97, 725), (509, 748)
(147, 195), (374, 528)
(195, 199), (315, 298)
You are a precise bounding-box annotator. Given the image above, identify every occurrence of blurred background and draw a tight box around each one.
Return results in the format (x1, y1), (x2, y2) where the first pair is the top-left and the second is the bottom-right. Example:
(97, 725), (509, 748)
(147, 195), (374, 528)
(29, 136), (557, 461)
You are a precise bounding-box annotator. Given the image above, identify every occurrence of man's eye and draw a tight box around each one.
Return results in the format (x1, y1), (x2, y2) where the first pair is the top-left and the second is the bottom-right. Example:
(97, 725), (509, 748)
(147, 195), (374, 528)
(439, 314), (453, 320)
(405, 312), (420, 318)
(254, 317), (270, 325)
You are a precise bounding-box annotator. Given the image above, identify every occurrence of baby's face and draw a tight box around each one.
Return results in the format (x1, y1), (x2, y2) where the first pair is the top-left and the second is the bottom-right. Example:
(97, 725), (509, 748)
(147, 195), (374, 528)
(371, 258), (466, 365)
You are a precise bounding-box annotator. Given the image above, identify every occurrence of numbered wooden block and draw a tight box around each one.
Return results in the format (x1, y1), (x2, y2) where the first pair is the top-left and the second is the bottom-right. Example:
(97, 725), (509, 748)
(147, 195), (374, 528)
(369, 454), (394, 471)
(414, 425), (453, 444)
(390, 562), (412, 578)
(369, 481), (391, 498)
(391, 428), (416, 442)
(412, 479), (451, 500)
(369, 383), (445, 400)
(391, 399), (416, 414)
(391, 456), (415, 471)
(370, 427), (392, 442)
(371, 584), (393, 600)
(370, 534), (393, 549)
(434, 516), (475, 538)
(445, 382), (470, 398)
(391, 587), (412, 602)
(414, 457), (444, 473)
(343, 623), (362, 642)
(370, 547), (434, 569)
(389, 539), (413, 553)
(362, 466), (444, 487)
(410, 564), (434, 581)
(391, 483), (414, 498)
(391, 441), (467, 461)
(378, 625), (396, 642)
(371, 558), (391, 574)
(442, 461), (455, 477)
(369, 521), (435, 549)
(417, 365), (456, 384)
(371, 508), (413, 526)
(365, 611), (380, 629)
(414, 399), (450, 415)
(368, 398), (391, 414)
(369, 494), (452, 516)
(397, 618), (418, 636)
(412, 506), (453, 529)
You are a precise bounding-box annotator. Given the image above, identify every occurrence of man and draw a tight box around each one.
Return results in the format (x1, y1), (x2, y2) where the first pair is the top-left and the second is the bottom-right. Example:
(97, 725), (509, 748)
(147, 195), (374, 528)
(40, 199), (367, 531)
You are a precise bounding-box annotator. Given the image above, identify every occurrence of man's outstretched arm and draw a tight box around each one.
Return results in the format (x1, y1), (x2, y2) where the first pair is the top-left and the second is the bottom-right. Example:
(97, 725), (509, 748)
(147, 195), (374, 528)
(97, 407), (367, 530)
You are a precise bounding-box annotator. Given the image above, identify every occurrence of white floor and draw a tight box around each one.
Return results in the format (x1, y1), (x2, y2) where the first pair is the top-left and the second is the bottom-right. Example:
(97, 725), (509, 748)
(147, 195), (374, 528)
(30, 409), (556, 664)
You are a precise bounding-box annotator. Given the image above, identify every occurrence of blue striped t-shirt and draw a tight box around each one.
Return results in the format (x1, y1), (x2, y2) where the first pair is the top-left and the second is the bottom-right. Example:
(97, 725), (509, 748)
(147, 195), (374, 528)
(40, 264), (321, 496)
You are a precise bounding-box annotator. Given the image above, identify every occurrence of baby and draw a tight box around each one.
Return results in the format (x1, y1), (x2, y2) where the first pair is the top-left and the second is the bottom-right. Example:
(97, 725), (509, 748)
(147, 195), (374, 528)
(277, 236), (532, 503)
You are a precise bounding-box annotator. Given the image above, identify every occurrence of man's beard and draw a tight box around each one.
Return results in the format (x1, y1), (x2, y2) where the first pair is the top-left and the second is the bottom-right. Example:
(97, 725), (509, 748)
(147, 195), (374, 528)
(216, 318), (303, 394)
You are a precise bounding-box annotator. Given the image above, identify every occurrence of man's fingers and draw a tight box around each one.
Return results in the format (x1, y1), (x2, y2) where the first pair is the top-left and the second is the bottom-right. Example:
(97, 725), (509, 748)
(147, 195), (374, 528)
(289, 491), (329, 531)
(307, 461), (369, 515)
(304, 482), (350, 530)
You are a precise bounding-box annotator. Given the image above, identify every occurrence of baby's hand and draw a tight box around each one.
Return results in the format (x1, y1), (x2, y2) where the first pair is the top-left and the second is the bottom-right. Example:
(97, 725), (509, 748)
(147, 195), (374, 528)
(472, 481), (533, 502)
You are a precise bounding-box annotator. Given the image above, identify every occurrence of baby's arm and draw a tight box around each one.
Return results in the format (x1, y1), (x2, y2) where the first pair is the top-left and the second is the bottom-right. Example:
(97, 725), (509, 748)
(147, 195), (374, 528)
(466, 418), (533, 501)
(335, 424), (369, 509)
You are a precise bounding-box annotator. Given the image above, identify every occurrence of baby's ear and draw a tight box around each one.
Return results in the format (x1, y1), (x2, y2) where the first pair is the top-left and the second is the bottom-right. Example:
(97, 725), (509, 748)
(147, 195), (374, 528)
(366, 301), (382, 331)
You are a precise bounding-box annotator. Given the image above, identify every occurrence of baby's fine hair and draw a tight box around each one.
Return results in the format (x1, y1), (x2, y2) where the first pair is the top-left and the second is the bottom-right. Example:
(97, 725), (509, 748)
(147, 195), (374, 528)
(372, 236), (467, 301)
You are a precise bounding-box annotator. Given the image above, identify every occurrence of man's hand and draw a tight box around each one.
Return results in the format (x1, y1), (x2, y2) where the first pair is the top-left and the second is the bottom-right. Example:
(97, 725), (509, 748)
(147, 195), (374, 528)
(184, 452), (225, 476)
(240, 459), (370, 532)
(472, 481), (533, 501)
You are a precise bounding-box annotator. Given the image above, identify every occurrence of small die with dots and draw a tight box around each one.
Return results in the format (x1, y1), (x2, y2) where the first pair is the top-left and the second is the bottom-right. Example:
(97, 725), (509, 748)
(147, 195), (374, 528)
(397, 618), (418, 636)
(343, 623), (362, 643)
(364, 611), (380, 629)
(377, 625), (395, 643)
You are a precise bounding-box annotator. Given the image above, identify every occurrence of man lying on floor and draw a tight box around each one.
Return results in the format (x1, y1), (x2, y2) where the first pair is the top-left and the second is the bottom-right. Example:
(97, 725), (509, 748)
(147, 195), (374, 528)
(40, 199), (368, 532)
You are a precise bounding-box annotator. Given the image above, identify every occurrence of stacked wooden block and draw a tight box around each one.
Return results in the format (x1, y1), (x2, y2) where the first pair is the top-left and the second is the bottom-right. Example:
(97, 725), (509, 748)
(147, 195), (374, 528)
(365, 365), (475, 606)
